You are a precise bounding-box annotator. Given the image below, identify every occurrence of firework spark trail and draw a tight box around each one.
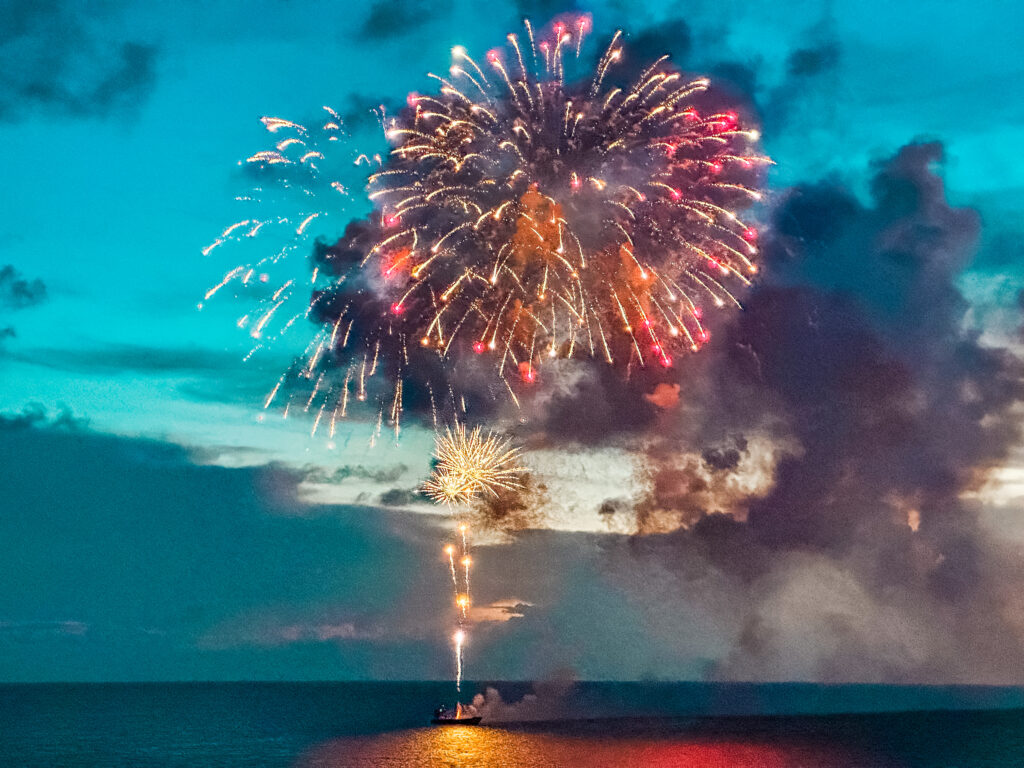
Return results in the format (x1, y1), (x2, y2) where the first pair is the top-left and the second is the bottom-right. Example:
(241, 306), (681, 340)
(200, 107), (356, 424)
(426, 424), (524, 692)
(454, 629), (465, 691)
(445, 544), (458, 588)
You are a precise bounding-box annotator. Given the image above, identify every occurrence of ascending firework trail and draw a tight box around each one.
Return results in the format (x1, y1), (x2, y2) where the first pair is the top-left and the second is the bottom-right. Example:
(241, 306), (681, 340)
(424, 424), (523, 690)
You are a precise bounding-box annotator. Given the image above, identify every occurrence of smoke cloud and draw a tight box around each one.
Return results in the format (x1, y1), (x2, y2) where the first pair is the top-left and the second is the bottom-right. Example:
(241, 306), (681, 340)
(580, 142), (1024, 682)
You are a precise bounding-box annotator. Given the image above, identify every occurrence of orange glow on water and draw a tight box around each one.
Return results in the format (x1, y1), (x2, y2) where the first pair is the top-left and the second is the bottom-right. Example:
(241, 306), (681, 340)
(298, 728), (855, 768)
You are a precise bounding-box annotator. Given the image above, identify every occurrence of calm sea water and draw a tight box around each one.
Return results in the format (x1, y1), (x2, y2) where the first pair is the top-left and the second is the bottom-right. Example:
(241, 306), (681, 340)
(1, 682), (1022, 767)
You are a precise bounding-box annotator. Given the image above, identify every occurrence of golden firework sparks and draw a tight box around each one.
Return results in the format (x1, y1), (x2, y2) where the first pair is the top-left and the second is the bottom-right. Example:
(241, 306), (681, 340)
(422, 424), (524, 505)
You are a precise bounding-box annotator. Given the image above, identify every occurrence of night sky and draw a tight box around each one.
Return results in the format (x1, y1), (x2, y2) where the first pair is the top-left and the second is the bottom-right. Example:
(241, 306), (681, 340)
(1, 0), (1023, 683)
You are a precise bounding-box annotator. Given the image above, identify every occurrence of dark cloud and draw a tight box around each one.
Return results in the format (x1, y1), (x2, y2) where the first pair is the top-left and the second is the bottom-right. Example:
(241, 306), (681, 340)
(0, 265), (47, 309)
(15, 343), (241, 375)
(502, 601), (533, 617)
(764, 16), (841, 131)
(529, 364), (660, 444)
(471, 477), (549, 531)
(358, 0), (453, 40)
(0, 0), (158, 122)
(511, 0), (579, 22)
(306, 463), (410, 485)
(623, 18), (692, 64)
(361, 140), (1023, 681)
(706, 60), (760, 107)
(702, 437), (747, 472)
(378, 488), (420, 507)
(0, 403), (85, 432)
(337, 93), (402, 133)
(598, 498), (627, 517)
(787, 41), (840, 78)
(599, 19), (696, 95)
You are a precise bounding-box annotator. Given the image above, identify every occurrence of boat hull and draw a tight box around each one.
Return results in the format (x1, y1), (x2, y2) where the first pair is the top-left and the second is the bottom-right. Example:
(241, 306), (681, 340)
(430, 716), (482, 726)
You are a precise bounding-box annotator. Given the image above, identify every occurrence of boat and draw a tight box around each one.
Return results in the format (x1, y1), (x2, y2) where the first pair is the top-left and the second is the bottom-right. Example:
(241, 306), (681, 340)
(431, 703), (482, 726)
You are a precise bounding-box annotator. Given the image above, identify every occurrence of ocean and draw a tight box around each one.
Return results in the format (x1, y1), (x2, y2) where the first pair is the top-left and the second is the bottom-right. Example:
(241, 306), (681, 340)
(1, 682), (1022, 767)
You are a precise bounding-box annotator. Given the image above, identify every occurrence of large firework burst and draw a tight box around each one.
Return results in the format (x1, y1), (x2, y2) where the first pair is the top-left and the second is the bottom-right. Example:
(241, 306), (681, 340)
(208, 18), (770, 442)
(309, 18), (769, 431)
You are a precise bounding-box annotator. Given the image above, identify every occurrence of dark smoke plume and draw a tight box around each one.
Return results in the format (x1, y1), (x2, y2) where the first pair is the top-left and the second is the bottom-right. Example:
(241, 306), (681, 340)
(591, 142), (1024, 682)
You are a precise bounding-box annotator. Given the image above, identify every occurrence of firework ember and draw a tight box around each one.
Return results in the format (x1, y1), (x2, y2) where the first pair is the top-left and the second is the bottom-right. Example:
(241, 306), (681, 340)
(306, 18), (769, 433)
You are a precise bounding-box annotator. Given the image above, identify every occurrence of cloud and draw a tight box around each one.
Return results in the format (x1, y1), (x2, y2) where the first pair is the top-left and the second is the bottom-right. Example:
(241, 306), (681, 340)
(337, 93), (403, 133)
(471, 599), (533, 623)
(786, 41), (840, 78)
(618, 18), (692, 74)
(298, 139), (1024, 682)
(511, 0), (579, 22)
(0, 407), (456, 680)
(0, 265), (47, 309)
(284, 20), (1022, 685)
(200, 619), (378, 649)
(702, 437), (747, 472)
(764, 15), (841, 132)
(15, 343), (241, 375)
(378, 488), (420, 507)
(471, 474), (549, 531)
(0, 402), (85, 431)
(0, 265), (47, 353)
(305, 463), (410, 485)
(9, 341), (299, 409)
(471, 678), (577, 722)
(357, 0), (453, 40)
(0, 0), (158, 122)
(0, 619), (88, 638)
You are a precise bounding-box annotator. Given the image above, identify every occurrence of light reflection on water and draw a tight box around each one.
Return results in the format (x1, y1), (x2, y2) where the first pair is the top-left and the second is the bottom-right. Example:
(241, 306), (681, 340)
(297, 723), (863, 768)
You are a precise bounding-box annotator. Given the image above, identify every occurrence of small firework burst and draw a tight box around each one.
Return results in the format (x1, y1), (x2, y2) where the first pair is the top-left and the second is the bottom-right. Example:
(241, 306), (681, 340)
(423, 424), (524, 505)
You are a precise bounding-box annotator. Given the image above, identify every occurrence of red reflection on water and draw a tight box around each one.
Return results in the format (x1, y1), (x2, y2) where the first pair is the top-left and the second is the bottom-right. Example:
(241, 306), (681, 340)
(298, 726), (856, 768)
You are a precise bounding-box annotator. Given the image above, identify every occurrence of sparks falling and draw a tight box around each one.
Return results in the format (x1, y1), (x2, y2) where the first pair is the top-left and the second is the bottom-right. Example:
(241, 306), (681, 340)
(200, 105), (364, 433)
